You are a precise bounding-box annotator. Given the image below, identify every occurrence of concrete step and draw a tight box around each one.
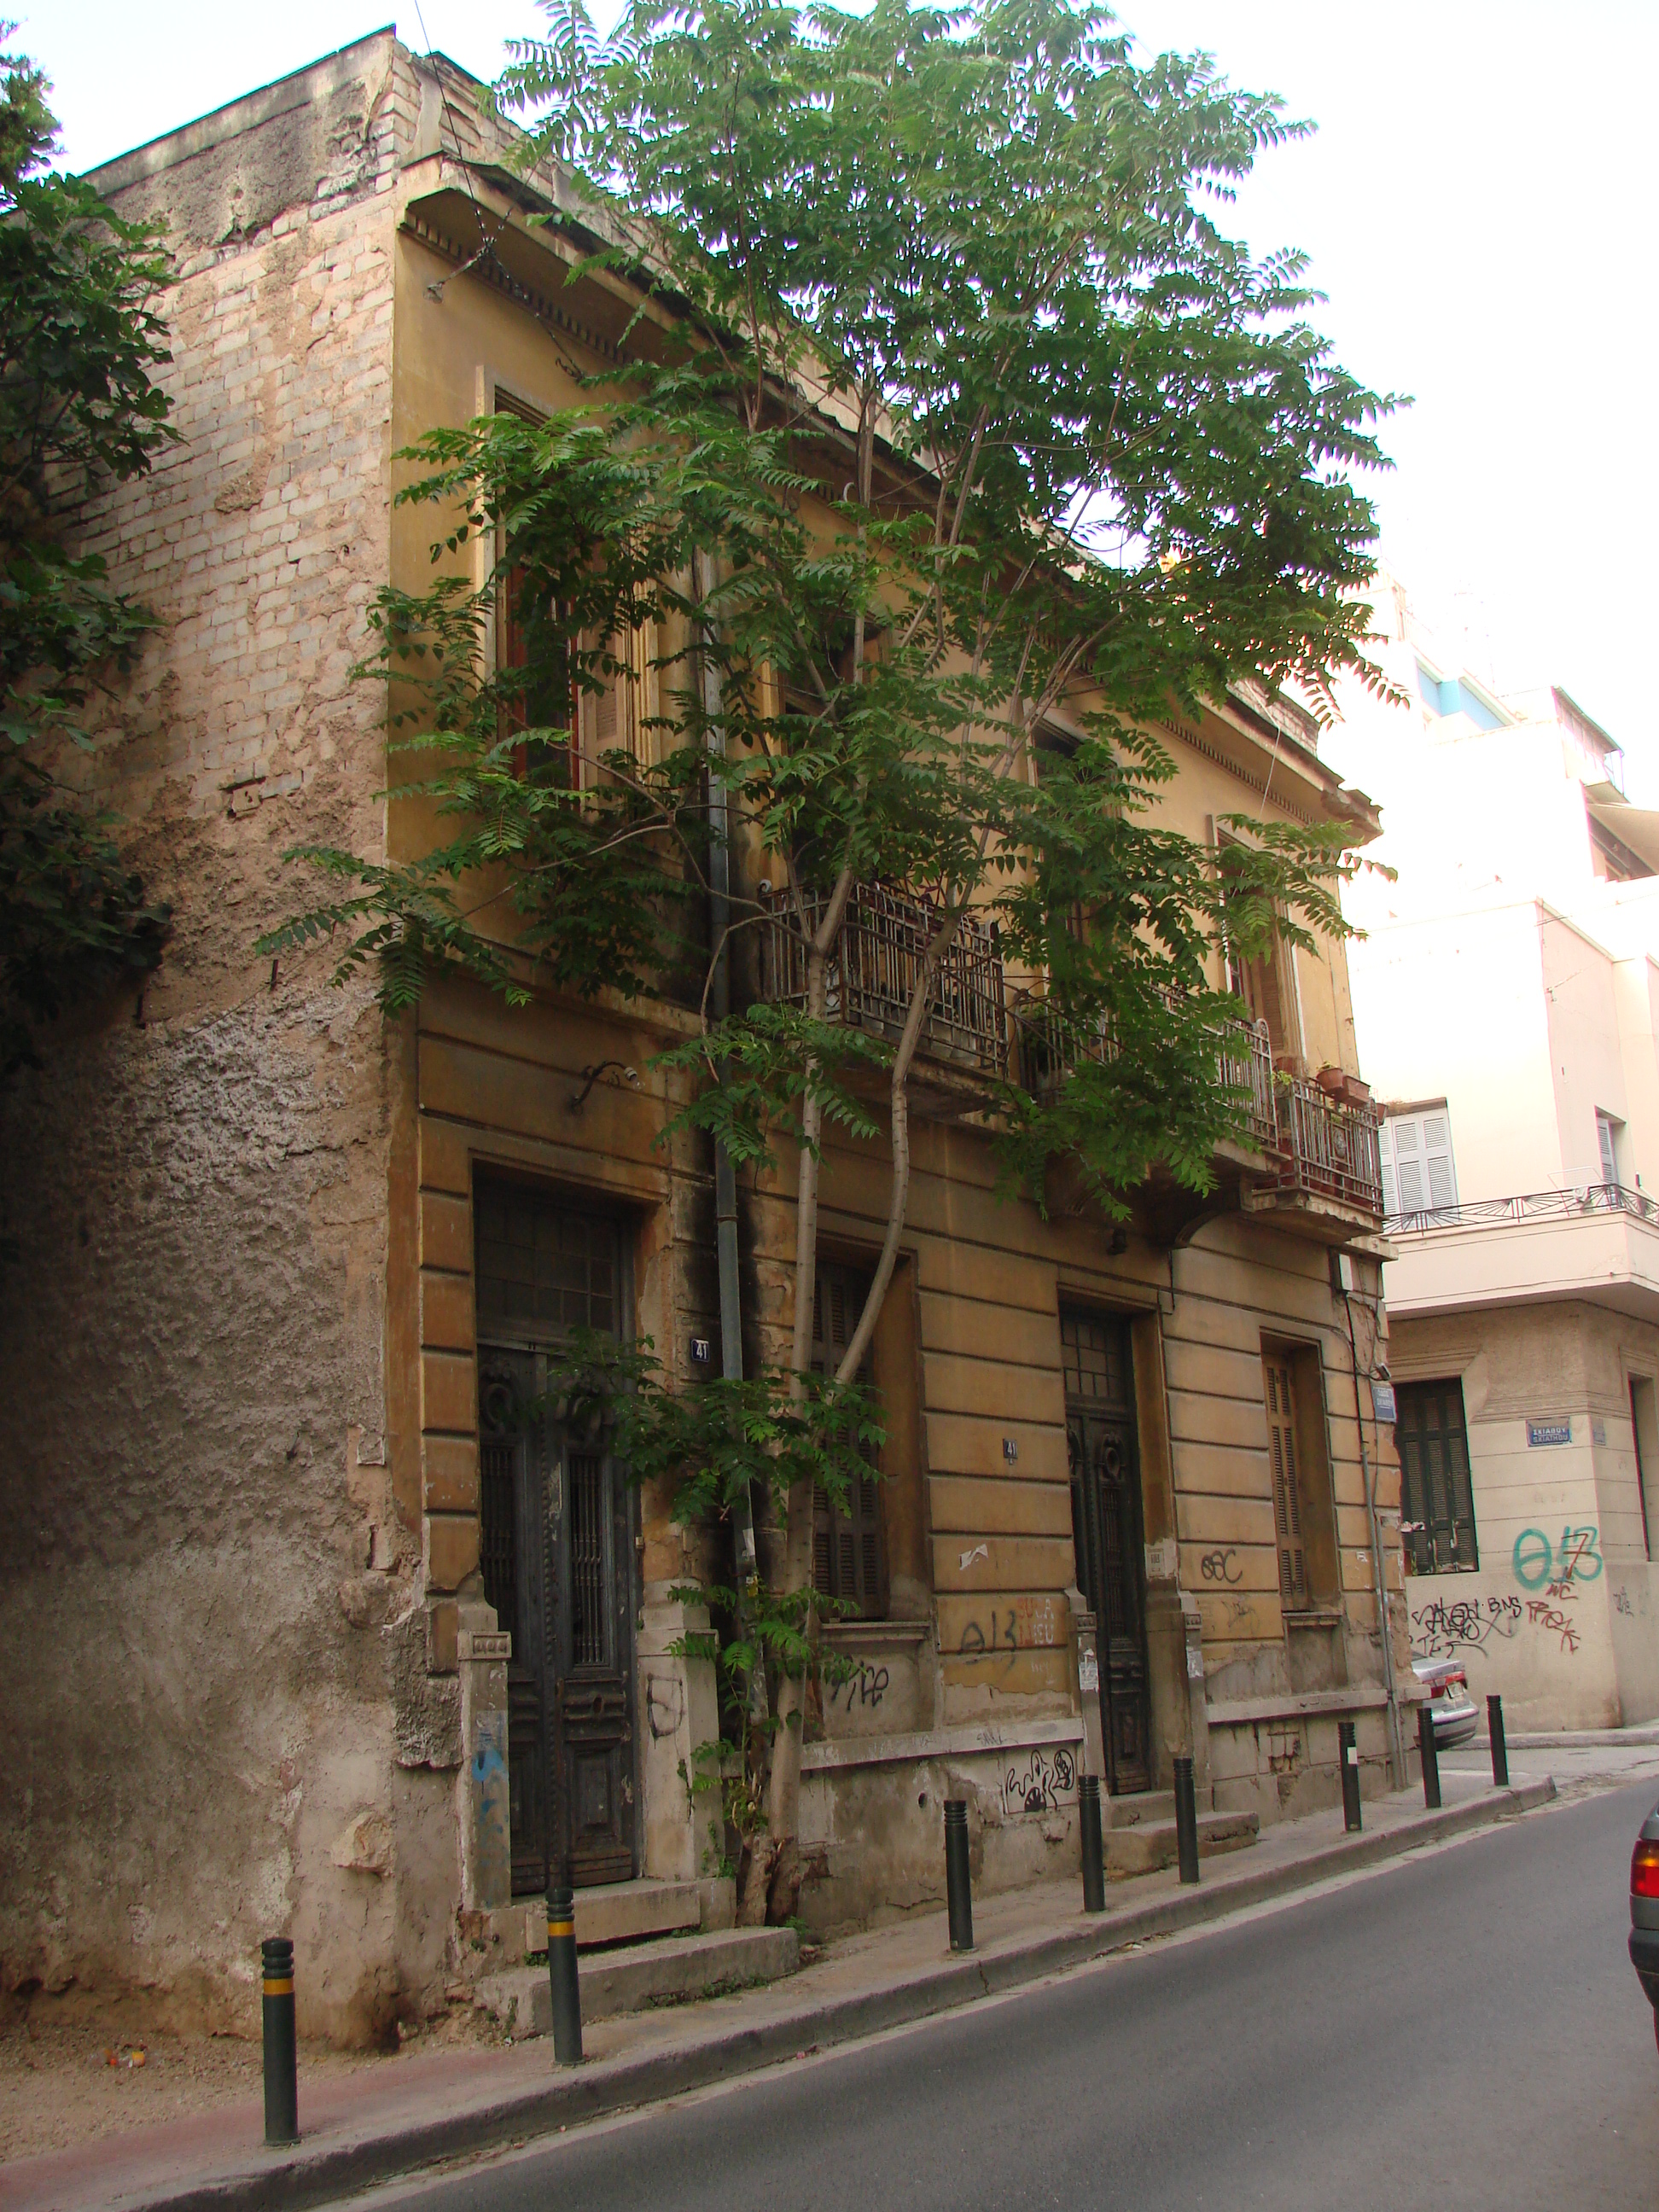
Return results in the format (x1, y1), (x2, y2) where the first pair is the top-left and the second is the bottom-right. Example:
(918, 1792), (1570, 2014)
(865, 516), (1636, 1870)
(520, 1876), (703, 1946)
(477, 1925), (800, 2036)
(1106, 1790), (1178, 1829)
(1103, 1807), (1260, 1877)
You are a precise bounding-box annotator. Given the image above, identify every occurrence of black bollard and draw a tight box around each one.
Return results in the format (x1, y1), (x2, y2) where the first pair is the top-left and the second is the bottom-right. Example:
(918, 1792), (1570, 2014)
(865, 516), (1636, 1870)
(1338, 1720), (1362, 1833)
(1173, 1754), (1201, 1886)
(944, 1799), (974, 1951)
(545, 1887), (583, 2064)
(1487, 1694), (1510, 1789)
(1417, 1701), (1441, 1811)
(261, 1936), (298, 2146)
(1080, 1775), (1106, 1914)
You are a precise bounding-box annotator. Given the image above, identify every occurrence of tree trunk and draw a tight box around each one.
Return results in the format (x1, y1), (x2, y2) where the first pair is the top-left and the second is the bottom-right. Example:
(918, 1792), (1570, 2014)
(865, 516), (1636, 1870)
(741, 893), (844, 1924)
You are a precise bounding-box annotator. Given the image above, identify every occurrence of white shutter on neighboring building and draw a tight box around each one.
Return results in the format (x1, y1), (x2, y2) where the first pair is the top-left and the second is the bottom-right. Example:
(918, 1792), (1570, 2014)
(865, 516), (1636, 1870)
(1598, 1111), (1620, 1188)
(1382, 1106), (1458, 1215)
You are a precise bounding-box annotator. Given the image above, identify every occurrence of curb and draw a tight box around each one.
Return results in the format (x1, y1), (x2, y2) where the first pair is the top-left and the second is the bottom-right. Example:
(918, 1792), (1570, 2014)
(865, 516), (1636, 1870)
(85, 1780), (1557, 2212)
(1483, 1726), (1659, 1751)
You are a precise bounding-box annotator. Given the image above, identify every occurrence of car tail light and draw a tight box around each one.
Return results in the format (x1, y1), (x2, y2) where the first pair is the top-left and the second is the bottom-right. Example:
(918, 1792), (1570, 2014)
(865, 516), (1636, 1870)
(1631, 1840), (1659, 1899)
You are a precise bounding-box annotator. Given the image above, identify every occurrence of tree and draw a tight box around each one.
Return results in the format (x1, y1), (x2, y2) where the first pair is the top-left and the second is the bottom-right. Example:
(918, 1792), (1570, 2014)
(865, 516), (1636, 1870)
(0, 37), (173, 1078)
(267, 0), (1392, 1919)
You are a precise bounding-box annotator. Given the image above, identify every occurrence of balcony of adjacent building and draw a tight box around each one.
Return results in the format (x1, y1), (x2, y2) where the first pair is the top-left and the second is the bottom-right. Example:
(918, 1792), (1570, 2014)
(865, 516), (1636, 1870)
(1382, 1180), (1659, 1323)
(754, 878), (1384, 1239)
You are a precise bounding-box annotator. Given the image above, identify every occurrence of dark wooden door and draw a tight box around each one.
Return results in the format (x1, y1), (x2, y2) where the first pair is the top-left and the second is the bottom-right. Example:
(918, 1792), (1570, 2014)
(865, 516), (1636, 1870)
(475, 1185), (637, 1894)
(1062, 1310), (1151, 1794)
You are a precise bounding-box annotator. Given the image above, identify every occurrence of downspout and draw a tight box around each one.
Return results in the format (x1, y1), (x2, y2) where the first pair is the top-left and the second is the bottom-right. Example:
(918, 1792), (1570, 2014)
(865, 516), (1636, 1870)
(692, 547), (759, 1599)
(1344, 1284), (1406, 1789)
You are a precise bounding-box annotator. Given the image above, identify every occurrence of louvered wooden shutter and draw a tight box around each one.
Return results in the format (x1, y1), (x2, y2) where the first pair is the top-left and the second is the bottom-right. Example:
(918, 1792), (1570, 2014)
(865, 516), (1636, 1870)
(1263, 1356), (1308, 1610)
(588, 631), (627, 758)
(810, 1262), (884, 1617)
(500, 567), (578, 785)
(1383, 1107), (1457, 1214)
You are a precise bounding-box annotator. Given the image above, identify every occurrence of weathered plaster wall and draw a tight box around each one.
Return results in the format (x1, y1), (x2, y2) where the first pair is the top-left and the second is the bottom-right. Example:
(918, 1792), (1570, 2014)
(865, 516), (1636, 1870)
(1393, 1299), (1659, 1728)
(0, 36), (439, 2041)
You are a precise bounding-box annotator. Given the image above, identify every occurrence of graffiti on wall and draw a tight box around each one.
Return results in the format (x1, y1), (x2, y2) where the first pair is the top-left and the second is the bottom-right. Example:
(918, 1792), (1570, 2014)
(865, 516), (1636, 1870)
(1512, 1525), (1602, 1591)
(1411, 1589), (1582, 1662)
(998, 1746), (1077, 1815)
(957, 1595), (1062, 1663)
(827, 1660), (891, 1713)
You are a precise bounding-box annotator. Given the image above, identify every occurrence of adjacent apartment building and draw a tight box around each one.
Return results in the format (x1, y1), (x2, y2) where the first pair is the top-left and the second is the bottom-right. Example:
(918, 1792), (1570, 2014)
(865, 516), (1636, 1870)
(1337, 571), (1659, 1730)
(0, 36), (1412, 2041)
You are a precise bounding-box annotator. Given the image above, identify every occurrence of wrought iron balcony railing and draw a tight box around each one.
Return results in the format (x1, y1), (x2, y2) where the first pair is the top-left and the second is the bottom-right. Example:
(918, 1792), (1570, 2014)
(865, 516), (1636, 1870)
(1010, 988), (1279, 1155)
(1273, 1077), (1383, 1216)
(758, 881), (1010, 1076)
(1386, 1179), (1659, 1238)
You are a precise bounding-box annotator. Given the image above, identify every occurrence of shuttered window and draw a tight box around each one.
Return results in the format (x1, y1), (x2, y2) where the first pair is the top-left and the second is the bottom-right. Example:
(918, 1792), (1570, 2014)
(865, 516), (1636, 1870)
(1262, 1355), (1309, 1610)
(1598, 1110), (1623, 1188)
(811, 1262), (885, 1618)
(1395, 1379), (1478, 1574)
(1380, 1105), (1458, 1216)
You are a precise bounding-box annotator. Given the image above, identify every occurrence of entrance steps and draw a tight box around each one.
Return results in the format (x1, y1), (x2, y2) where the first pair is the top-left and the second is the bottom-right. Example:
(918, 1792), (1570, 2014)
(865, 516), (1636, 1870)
(1103, 1789), (1260, 1877)
(476, 1925), (800, 2036)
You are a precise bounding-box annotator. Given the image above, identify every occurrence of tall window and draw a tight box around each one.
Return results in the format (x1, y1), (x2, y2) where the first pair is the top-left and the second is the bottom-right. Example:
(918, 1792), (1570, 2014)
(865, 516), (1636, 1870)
(1598, 1109), (1626, 1189)
(1631, 1377), (1658, 1563)
(1219, 835), (1301, 1058)
(1380, 1104), (1458, 1216)
(1261, 1354), (1309, 1609)
(1395, 1379), (1478, 1574)
(811, 1261), (885, 1618)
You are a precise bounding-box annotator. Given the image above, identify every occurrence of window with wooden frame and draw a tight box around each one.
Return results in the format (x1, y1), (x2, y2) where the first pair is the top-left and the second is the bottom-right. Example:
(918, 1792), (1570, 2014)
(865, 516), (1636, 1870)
(810, 1260), (886, 1619)
(1218, 835), (1301, 1060)
(1260, 1343), (1342, 1614)
(1394, 1378), (1478, 1575)
(494, 392), (644, 787)
(1261, 1353), (1309, 1609)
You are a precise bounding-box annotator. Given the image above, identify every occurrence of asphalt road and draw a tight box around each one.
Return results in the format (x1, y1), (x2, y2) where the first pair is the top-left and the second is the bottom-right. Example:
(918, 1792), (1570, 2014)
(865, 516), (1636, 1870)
(364, 1778), (1659, 2212)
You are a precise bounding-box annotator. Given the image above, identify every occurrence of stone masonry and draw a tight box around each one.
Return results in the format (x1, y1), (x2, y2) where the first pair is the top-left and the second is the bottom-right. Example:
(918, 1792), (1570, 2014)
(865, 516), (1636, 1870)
(0, 36), (448, 2044)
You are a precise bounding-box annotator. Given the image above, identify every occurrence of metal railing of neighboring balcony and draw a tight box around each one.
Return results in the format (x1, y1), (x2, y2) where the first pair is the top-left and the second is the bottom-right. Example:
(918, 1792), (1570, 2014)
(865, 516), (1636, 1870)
(1385, 1179), (1659, 1238)
(758, 880), (1010, 1076)
(1008, 987), (1280, 1155)
(1273, 1076), (1383, 1217)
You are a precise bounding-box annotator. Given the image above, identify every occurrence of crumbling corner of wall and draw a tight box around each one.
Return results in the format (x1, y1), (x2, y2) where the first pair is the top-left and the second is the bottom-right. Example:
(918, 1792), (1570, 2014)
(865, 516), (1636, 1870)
(383, 1597), (462, 1769)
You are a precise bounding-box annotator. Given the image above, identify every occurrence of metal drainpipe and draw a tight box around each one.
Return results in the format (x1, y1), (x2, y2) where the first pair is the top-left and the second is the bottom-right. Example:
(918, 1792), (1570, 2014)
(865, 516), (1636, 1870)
(693, 549), (759, 1603)
(1345, 1286), (1405, 1789)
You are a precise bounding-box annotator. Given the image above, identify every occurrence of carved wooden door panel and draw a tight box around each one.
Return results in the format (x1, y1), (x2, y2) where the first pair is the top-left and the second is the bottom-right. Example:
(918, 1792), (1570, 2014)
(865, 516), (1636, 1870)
(1062, 1311), (1151, 1796)
(475, 1185), (637, 1893)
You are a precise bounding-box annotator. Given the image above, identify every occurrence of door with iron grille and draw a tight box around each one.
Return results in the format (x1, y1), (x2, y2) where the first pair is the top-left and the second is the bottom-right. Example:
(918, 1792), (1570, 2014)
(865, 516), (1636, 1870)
(1062, 1310), (1151, 1794)
(475, 1183), (637, 1893)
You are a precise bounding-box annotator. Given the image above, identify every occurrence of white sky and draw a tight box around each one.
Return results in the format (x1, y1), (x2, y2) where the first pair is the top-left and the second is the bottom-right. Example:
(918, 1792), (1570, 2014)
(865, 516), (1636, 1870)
(25, 2), (1659, 791)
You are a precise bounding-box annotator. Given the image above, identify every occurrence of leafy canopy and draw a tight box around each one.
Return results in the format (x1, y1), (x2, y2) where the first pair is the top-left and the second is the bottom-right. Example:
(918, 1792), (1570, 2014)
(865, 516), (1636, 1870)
(0, 35), (173, 1076)
(279, 0), (1388, 1208)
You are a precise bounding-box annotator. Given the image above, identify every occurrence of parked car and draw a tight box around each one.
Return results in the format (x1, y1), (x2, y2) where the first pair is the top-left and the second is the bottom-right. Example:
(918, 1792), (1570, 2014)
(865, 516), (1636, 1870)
(1630, 1804), (1659, 2053)
(1411, 1655), (1480, 1746)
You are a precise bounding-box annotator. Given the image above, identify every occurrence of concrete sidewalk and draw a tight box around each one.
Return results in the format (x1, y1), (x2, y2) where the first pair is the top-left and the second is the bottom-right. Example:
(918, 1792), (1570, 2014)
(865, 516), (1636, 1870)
(2, 1767), (1561, 2212)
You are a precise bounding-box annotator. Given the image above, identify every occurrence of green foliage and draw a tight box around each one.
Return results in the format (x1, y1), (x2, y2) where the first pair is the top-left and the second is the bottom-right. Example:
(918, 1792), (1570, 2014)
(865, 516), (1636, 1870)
(279, 0), (1393, 1184)
(654, 1003), (890, 1169)
(0, 35), (175, 1073)
(0, 752), (171, 1077)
